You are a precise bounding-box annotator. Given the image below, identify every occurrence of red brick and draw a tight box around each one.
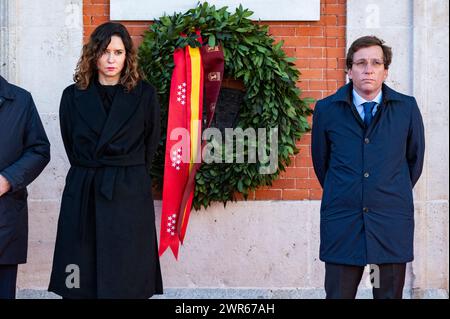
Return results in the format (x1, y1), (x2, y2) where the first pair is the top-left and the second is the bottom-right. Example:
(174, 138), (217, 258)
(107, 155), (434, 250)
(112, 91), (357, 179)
(323, 91), (336, 99)
(310, 37), (326, 47)
(283, 47), (296, 57)
(302, 90), (323, 100)
(126, 26), (148, 36)
(281, 167), (309, 179)
(298, 133), (311, 144)
(282, 189), (309, 200)
(310, 188), (323, 200)
(83, 4), (106, 16)
(83, 15), (92, 26)
(297, 49), (323, 60)
(326, 37), (338, 47)
(310, 80), (337, 91)
(295, 156), (313, 168)
(265, 21), (297, 27)
(131, 37), (144, 48)
(92, 15), (109, 25)
(269, 26), (296, 36)
(309, 80), (327, 90)
(317, 15), (338, 26)
(309, 167), (320, 179)
(296, 179), (322, 189)
(323, 4), (346, 15)
(326, 58), (339, 69)
(296, 145), (311, 157)
(296, 26), (324, 37)
(296, 80), (309, 90)
(234, 191), (255, 200)
(300, 69), (323, 80)
(309, 58), (327, 69)
(337, 15), (347, 26)
(283, 36), (310, 47)
(295, 58), (309, 69)
(254, 189), (282, 200)
(326, 26), (346, 37)
(83, 26), (97, 37)
(337, 38), (346, 48)
(326, 69), (345, 80)
(310, 179), (322, 189)
(270, 178), (296, 189)
(337, 58), (347, 69)
(337, 80), (347, 87)
(326, 47), (345, 58)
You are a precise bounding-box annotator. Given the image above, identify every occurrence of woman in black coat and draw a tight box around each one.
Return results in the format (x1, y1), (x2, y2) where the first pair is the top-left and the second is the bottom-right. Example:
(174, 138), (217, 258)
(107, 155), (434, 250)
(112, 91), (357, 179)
(48, 22), (163, 299)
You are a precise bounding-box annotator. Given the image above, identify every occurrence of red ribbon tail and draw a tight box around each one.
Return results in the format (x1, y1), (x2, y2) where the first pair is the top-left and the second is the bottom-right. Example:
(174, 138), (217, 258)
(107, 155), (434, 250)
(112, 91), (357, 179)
(159, 235), (180, 259)
(179, 191), (195, 244)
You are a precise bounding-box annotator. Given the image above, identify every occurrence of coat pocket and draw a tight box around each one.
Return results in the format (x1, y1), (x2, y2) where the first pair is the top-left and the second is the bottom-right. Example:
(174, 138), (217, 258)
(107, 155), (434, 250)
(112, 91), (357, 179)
(0, 192), (26, 238)
(2, 190), (28, 214)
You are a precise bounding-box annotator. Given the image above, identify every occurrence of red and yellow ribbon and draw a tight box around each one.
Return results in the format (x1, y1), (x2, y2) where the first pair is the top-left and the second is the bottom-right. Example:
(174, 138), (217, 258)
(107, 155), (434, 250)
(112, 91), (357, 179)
(159, 35), (224, 259)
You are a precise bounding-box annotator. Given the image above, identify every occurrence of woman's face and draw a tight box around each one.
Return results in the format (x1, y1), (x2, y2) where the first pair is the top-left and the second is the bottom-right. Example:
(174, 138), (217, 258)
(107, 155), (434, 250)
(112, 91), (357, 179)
(96, 35), (126, 84)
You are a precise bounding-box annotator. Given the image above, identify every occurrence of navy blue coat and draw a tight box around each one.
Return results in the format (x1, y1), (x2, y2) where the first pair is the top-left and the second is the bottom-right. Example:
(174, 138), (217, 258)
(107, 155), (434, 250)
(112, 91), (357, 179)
(0, 75), (50, 264)
(311, 83), (425, 266)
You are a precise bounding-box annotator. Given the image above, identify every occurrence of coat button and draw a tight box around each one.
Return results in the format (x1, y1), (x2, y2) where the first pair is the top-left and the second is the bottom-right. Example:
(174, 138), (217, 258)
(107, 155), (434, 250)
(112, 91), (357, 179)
(363, 207), (369, 213)
(364, 138), (370, 144)
(364, 172), (370, 178)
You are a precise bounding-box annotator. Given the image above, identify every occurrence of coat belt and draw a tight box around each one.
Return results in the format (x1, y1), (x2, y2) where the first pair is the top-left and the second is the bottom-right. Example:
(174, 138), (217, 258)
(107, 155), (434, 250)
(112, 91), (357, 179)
(71, 156), (145, 241)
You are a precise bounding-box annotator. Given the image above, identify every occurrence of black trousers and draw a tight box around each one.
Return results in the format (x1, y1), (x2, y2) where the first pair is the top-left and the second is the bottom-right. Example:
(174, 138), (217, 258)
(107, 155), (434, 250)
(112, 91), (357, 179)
(325, 262), (406, 299)
(0, 264), (18, 299)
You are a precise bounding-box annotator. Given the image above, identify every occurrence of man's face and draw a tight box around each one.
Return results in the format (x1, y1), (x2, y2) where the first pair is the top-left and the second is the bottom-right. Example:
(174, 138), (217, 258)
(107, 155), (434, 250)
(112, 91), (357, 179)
(348, 45), (388, 98)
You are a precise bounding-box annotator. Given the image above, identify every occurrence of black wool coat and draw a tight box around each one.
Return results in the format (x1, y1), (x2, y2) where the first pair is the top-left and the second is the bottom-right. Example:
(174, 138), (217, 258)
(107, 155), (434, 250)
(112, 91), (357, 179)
(48, 80), (163, 298)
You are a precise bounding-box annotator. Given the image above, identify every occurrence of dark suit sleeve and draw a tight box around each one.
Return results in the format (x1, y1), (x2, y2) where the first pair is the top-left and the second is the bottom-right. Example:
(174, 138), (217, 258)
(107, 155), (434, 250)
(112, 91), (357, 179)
(406, 97), (425, 187)
(1, 94), (50, 192)
(59, 88), (73, 164)
(311, 101), (329, 188)
(144, 87), (161, 174)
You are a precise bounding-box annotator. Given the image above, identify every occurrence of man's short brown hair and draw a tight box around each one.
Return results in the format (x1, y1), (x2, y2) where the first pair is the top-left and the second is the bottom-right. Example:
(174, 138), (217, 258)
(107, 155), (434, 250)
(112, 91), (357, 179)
(346, 35), (393, 71)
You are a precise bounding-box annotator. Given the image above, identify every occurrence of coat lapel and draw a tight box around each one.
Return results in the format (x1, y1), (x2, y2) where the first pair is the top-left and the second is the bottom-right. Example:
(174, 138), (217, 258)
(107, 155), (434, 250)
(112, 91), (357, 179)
(74, 83), (107, 136)
(95, 81), (142, 152)
(332, 82), (366, 128)
(365, 83), (403, 136)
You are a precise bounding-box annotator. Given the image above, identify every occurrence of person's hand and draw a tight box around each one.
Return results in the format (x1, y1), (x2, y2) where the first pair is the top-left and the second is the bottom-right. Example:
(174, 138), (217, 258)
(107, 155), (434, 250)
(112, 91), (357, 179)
(0, 174), (11, 197)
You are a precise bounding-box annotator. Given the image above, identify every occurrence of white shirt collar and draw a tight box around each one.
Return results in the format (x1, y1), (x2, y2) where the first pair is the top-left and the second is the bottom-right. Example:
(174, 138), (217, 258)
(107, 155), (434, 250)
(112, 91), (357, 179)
(352, 89), (383, 107)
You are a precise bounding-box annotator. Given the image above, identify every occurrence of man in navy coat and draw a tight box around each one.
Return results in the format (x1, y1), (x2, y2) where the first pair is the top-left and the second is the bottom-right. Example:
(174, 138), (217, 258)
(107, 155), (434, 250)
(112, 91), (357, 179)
(0, 75), (50, 299)
(311, 36), (425, 299)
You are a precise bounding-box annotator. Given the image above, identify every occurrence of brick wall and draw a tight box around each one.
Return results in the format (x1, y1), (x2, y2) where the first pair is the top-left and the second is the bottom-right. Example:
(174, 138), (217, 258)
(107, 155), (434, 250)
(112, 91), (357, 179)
(83, 0), (347, 201)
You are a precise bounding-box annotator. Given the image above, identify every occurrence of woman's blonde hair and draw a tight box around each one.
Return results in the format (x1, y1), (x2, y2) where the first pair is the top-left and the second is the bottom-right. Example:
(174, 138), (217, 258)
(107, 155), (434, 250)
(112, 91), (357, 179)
(74, 22), (142, 91)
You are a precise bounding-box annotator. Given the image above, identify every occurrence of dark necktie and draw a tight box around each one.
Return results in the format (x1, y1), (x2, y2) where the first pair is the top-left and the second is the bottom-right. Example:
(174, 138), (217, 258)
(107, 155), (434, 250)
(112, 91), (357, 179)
(362, 102), (377, 127)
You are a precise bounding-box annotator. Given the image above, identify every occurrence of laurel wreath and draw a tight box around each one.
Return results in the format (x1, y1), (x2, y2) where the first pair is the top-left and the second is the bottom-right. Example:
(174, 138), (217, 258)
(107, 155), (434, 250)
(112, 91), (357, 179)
(139, 2), (313, 209)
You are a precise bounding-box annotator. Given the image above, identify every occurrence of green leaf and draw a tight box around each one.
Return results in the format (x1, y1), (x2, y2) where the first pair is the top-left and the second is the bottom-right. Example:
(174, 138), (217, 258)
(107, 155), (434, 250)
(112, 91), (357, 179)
(237, 179), (244, 193)
(208, 34), (216, 47)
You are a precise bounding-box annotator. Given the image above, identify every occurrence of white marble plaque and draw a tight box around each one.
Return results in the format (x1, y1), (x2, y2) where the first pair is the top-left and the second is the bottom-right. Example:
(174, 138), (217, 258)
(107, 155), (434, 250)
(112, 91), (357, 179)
(110, 0), (320, 21)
